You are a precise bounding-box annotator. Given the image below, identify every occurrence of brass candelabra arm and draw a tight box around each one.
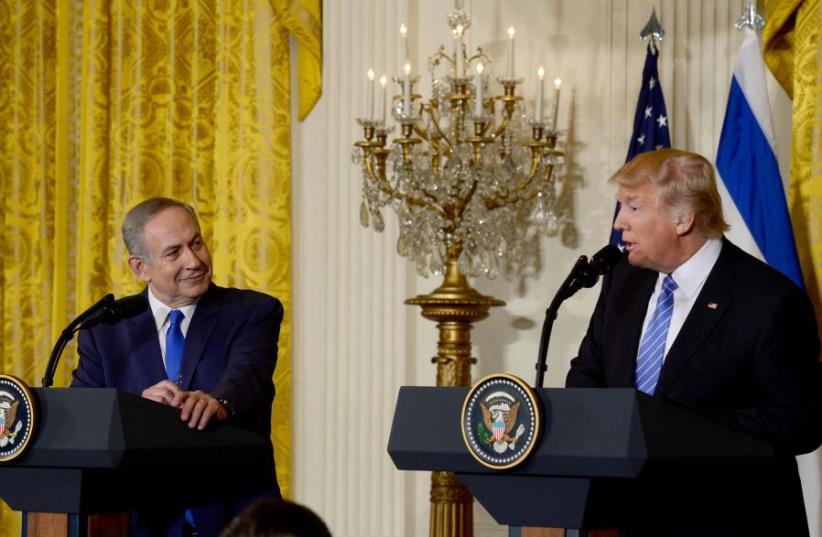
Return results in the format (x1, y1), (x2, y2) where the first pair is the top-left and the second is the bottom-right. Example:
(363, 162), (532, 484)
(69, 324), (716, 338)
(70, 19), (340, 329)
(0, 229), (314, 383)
(466, 47), (487, 69)
(362, 146), (389, 182)
(395, 135), (422, 166)
(362, 149), (449, 218)
(454, 178), (480, 220)
(523, 139), (547, 179)
(354, 140), (382, 152)
(481, 180), (543, 211)
(505, 141), (554, 198)
(543, 162), (555, 184)
(480, 136), (548, 211)
(491, 85), (522, 151)
(412, 123), (431, 142)
(490, 112), (512, 141)
(497, 80), (523, 118)
(425, 107), (455, 155)
(429, 45), (454, 71)
(466, 120), (493, 167)
(539, 132), (565, 184)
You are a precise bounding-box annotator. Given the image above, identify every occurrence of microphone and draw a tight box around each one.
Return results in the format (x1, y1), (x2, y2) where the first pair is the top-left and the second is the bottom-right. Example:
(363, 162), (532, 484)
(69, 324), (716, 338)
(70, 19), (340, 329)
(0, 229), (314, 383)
(574, 245), (622, 288)
(42, 293), (149, 387)
(81, 294), (149, 329)
(533, 245), (623, 388)
(73, 293), (115, 325)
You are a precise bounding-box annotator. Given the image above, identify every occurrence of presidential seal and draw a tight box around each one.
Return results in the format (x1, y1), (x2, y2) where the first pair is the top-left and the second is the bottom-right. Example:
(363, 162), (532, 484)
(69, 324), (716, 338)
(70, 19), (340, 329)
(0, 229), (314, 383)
(0, 375), (38, 462)
(461, 373), (542, 470)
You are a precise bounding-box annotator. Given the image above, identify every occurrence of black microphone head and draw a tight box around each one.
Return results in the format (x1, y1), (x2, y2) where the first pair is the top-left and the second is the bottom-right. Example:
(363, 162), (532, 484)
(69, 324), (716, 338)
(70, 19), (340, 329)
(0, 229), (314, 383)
(105, 294), (149, 323)
(590, 244), (623, 275)
(82, 294), (149, 328)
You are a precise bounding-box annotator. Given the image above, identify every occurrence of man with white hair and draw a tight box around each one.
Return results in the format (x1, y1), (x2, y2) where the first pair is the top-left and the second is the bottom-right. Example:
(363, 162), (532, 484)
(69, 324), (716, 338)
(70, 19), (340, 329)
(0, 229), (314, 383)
(567, 149), (822, 535)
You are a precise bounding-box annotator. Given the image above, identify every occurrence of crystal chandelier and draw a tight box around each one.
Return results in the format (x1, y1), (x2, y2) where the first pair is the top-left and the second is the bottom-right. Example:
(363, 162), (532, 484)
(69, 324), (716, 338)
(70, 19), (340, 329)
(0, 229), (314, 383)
(352, 6), (566, 282)
(351, 7), (567, 537)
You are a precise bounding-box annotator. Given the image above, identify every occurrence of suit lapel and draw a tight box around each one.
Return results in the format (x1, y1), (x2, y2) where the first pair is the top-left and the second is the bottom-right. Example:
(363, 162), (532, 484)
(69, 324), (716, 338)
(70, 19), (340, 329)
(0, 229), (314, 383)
(180, 285), (221, 390)
(612, 270), (656, 387)
(655, 240), (736, 396)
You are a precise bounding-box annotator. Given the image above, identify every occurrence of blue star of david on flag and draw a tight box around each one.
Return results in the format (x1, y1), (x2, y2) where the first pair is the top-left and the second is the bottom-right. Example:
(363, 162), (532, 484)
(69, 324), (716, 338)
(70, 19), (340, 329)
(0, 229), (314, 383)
(610, 43), (671, 246)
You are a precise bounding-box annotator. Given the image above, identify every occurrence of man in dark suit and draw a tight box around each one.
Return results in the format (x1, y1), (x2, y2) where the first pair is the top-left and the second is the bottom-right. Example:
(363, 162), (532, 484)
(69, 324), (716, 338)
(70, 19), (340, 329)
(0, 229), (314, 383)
(71, 197), (283, 537)
(566, 149), (822, 534)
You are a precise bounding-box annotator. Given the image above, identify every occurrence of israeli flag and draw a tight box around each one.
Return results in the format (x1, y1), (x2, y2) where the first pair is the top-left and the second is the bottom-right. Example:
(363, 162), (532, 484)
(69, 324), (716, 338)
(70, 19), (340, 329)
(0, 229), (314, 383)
(715, 28), (803, 288)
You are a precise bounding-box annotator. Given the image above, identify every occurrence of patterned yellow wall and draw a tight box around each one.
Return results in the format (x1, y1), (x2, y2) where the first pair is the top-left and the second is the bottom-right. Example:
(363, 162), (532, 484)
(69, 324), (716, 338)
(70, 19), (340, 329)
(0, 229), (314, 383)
(0, 0), (321, 534)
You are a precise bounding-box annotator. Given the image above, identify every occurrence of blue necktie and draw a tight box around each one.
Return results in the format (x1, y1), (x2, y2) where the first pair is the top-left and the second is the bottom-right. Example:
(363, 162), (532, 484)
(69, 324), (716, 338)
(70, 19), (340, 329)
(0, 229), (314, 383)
(165, 309), (185, 384)
(165, 309), (195, 527)
(635, 275), (678, 395)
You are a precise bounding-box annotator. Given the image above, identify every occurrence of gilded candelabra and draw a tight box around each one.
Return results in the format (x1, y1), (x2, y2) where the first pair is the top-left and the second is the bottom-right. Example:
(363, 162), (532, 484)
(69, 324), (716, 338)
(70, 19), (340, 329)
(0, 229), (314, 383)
(352, 6), (566, 537)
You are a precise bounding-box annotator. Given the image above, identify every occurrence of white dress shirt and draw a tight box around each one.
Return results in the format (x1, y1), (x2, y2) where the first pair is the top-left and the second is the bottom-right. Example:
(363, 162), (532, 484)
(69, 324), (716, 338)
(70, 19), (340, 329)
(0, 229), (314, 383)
(147, 287), (198, 368)
(639, 238), (723, 364)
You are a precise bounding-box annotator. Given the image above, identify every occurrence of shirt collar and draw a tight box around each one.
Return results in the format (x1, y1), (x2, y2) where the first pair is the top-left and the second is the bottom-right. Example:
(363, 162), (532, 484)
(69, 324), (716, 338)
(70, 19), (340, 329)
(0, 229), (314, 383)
(147, 287), (199, 332)
(659, 237), (723, 299)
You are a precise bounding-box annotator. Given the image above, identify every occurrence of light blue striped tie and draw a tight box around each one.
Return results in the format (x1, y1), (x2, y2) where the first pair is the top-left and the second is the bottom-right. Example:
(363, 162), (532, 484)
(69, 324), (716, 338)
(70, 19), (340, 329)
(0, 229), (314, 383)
(635, 275), (678, 395)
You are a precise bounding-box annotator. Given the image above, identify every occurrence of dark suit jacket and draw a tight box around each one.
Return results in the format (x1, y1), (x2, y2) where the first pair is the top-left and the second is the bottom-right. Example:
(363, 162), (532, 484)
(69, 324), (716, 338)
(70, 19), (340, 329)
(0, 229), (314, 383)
(72, 283), (283, 537)
(566, 239), (822, 535)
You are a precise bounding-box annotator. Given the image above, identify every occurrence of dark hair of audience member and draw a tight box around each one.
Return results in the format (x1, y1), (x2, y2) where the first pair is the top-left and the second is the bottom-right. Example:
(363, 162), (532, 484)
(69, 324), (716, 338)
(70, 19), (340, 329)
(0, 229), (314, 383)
(219, 498), (332, 537)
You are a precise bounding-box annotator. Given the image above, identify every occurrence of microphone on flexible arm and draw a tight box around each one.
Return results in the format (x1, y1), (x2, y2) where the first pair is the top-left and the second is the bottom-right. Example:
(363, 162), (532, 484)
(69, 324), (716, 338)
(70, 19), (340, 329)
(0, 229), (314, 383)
(533, 245), (622, 388)
(80, 294), (150, 329)
(41, 293), (149, 387)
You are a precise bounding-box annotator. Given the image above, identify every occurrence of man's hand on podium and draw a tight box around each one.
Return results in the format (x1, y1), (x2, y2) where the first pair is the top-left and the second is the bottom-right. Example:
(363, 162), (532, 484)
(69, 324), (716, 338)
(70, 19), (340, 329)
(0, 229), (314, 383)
(141, 380), (228, 430)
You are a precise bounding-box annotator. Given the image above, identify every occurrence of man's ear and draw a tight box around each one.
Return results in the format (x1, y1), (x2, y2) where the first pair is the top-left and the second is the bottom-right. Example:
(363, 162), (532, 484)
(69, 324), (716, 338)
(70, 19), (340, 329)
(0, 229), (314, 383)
(675, 211), (696, 236)
(128, 256), (150, 282)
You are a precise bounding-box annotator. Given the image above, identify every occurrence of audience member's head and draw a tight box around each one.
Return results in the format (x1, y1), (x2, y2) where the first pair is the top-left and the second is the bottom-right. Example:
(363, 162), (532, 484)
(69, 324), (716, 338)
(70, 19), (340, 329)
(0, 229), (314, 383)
(219, 498), (332, 537)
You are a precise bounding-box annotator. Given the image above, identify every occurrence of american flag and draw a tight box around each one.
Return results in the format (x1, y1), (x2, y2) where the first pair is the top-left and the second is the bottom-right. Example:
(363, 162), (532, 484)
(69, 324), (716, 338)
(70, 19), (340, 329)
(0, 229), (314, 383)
(610, 43), (671, 246)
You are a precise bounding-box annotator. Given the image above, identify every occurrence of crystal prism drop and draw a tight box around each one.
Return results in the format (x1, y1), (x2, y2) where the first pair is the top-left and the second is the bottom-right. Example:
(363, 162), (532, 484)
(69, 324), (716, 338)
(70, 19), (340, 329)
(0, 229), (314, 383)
(359, 201), (370, 228)
(372, 208), (385, 232)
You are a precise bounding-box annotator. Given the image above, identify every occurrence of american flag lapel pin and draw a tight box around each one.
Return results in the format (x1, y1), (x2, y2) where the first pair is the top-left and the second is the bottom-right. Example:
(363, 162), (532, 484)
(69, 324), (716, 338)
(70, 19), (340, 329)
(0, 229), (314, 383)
(707, 302), (718, 310)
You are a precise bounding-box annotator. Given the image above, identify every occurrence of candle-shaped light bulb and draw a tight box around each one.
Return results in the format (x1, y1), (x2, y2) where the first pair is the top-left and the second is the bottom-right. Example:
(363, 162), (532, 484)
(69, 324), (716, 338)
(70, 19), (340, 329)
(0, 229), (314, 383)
(535, 66), (545, 121)
(400, 23), (408, 64)
(453, 25), (464, 77)
(507, 26), (516, 79)
(379, 74), (387, 123)
(403, 63), (412, 116)
(474, 63), (485, 116)
(552, 78), (562, 128)
(366, 68), (375, 120)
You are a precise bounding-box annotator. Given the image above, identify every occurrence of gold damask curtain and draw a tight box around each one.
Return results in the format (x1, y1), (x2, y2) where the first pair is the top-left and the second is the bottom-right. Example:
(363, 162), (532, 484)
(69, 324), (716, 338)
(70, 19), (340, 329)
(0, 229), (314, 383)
(763, 0), (822, 332)
(0, 0), (321, 533)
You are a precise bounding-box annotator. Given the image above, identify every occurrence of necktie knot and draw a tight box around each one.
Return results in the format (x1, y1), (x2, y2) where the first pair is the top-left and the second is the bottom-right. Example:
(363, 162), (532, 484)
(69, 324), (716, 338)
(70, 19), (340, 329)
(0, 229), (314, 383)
(662, 274), (678, 294)
(169, 309), (185, 328)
